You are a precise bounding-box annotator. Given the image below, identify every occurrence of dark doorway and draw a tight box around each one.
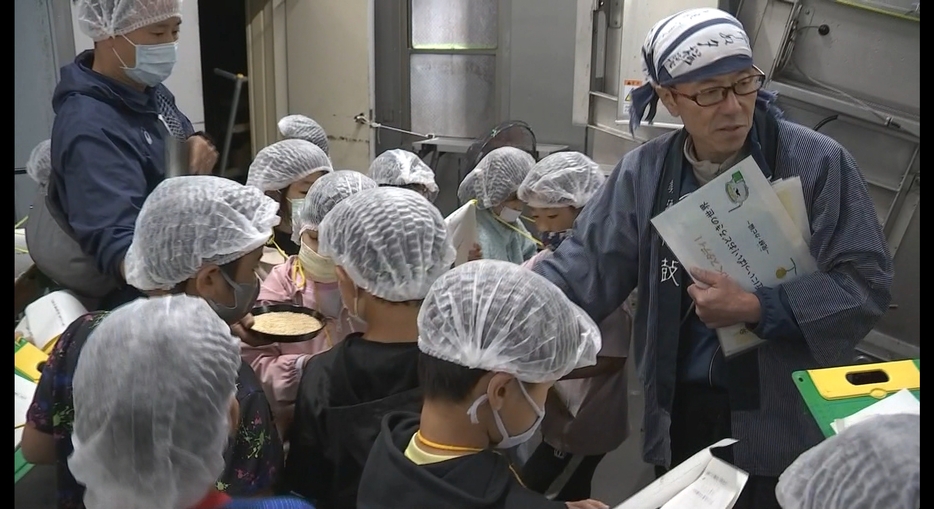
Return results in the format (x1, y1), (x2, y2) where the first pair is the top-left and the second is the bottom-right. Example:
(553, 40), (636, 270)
(198, 0), (252, 183)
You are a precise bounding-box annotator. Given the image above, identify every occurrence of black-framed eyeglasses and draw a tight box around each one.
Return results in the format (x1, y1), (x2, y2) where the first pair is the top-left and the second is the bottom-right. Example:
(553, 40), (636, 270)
(668, 68), (766, 107)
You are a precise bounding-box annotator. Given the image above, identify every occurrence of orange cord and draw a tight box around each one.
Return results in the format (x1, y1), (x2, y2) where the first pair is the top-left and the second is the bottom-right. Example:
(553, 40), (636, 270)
(415, 431), (527, 487)
(293, 258), (333, 348)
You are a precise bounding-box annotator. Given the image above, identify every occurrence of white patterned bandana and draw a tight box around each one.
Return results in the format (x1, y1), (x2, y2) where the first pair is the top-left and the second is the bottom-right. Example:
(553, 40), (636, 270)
(629, 8), (754, 134)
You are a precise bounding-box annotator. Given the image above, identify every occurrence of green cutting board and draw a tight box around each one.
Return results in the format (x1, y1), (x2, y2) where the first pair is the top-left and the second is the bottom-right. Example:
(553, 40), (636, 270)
(15, 448), (33, 484)
(793, 358), (919, 438)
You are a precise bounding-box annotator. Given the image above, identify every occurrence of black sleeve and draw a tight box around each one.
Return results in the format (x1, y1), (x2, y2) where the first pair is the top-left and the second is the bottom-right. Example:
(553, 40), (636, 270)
(282, 361), (333, 504)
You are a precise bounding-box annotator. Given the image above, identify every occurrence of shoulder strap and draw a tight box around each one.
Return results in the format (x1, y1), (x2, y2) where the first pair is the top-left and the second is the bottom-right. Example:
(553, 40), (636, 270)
(42, 176), (82, 242)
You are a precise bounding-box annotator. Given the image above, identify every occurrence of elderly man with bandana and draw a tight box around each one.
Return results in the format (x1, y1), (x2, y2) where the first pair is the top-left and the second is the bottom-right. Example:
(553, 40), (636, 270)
(533, 8), (893, 508)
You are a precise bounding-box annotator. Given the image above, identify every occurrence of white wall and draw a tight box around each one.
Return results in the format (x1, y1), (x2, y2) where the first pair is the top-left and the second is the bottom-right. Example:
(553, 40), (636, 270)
(283, 0), (373, 172)
(70, 2), (205, 132)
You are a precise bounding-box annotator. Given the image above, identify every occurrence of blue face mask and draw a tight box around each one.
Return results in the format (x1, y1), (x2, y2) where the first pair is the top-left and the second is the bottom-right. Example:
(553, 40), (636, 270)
(116, 36), (178, 87)
(540, 230), (570, 251)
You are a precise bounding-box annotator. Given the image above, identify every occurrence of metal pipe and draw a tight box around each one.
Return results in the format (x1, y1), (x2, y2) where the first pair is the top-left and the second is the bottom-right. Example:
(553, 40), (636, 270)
(882, 143), (920, 238)
(214, 68), (249, 177)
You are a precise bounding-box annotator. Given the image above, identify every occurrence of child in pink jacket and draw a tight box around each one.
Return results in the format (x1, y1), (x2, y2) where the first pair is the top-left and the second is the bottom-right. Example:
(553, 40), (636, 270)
(242, 170), (378, 437)
(516, 152), (634, 502)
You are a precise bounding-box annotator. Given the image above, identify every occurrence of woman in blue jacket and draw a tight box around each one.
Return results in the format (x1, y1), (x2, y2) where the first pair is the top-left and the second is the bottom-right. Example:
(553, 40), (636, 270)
(27, 0), (218, 311)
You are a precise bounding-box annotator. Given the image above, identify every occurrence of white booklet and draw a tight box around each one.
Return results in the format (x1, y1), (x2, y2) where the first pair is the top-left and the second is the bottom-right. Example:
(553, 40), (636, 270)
(651, 156), (817, 357)
(614, 438), (748, 509)
(445, 200), (478, 267)
(830, 388), (920, 434)
(15, 374), (37, 450)
(771, 176), (811, 246)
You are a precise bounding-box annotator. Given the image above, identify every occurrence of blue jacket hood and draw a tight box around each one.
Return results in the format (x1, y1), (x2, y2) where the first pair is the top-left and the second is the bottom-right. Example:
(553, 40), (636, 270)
(52, 50), (163, 116)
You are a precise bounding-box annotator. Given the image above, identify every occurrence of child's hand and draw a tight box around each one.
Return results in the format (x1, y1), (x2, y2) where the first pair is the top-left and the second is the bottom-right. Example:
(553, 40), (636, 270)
(468, 243), (483, 261)
(566, 500), (609, 509)
(231, 313), (275, 347)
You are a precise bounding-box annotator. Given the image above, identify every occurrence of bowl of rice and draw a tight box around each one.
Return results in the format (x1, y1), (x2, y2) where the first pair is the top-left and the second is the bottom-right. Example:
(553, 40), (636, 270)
(249, 303), (327, 343)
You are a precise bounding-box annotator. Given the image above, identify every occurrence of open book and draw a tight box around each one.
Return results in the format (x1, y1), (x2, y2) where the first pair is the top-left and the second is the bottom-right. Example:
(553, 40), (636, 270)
(651, 156), (817, 357)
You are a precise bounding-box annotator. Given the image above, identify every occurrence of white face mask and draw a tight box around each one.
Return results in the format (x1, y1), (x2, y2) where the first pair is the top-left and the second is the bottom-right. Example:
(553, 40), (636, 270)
(289, 198), (305, 231)
(498, 206), (522, 223)
(298, 241), (337, 284)
(467, 379), (545, 450)
(116, 36), (178, 87)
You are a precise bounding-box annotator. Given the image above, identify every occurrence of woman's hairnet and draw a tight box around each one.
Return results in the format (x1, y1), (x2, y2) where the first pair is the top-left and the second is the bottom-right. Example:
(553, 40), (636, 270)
(124, 175), (280, 291)
(418, 260), (601, 383)
(26, 139), (52, 189)
(318, 187), (455, 302)
(75, 0), (182, 42)
(69, 295), (240, 509)
(278, 114), (329, 155)
(368, 149), (439, 202)
(246, 139), (333, 192)
(518, 152), (606, 209)
(457, 147), (535, 210)
(775, 413), (919, 509)
(295, 170), (378, 241)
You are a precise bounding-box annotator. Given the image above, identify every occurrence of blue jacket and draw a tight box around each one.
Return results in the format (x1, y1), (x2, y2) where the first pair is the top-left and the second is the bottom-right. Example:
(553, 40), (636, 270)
(49, 50), (193, 279)
(533, 105), (893, 476)
(223, 497), (315, 509)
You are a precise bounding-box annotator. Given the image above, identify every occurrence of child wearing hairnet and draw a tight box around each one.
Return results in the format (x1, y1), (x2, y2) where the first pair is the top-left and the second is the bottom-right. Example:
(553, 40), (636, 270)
(26, 139), (52, 193)
(283, 187), (456, 509)
(24, 176), (284, 506)
(279, 114), (330, 155)
(68, 295), (315, 509)
(457, 147), (540, 264)
(775, 413), (919, 509)
(245, 170), (376, 438)
(516, 152), (632, 501)
(356, 260), (609, 509)
(247, 139), (333, 260)
(368, 149), (440, 203)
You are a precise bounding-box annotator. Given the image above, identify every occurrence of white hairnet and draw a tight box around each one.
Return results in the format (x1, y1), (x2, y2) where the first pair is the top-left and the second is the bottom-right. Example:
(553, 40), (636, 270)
(296, 170), (378, 240)
(26, 139), (52, 189)
(518, 152), (606, 209)
(69, 294), (240, 509)
(368, 149), (439, 202)
(278, 114), (329, 155)
(75, 0), (182, 42)
(457, 147), (535, 210)
(418, 260), (600, 383)
(775, 413), (920, 509)
(246, 139), (333, 192)
(318, 187), (455, 302)
(125, 175), (280, 291)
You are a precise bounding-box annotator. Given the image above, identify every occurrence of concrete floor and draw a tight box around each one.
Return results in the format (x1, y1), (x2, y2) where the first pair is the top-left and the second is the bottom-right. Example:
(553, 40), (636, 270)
(577, 361), (657, 506)
(15, 363), (655, 509)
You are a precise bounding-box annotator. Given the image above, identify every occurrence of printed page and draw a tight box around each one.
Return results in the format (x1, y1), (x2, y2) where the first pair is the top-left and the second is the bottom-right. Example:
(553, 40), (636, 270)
(831, 389), (920, 434)
(445, 201), (478, 266)
(661, 457), (748, 509)
(771, 177), (810, 246)
(15, 374), (37, 449)
(651, 156), (817, 357)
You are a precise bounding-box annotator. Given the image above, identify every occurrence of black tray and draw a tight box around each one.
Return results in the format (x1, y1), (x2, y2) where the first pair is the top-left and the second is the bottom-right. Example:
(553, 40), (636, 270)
(250, 303), (327, 343)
